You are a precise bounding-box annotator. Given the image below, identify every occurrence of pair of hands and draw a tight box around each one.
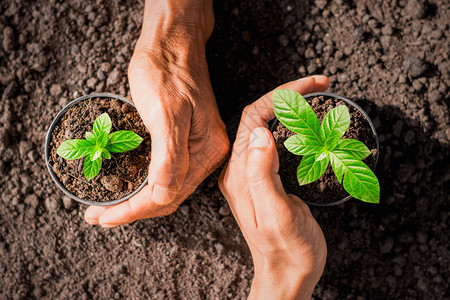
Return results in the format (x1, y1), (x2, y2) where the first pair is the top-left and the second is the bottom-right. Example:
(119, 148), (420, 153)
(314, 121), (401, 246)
(84, 1), (328, 298)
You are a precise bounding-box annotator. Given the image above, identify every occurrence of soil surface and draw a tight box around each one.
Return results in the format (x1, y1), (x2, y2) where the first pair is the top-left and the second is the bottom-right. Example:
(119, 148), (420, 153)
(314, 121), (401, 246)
(48, 97), (151, 202)
(0, 0), (449, 299)
(272, 95), (378, 205)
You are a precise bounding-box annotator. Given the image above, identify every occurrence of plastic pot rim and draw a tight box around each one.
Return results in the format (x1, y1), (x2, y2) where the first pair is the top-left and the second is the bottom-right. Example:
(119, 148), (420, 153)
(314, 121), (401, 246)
(44, 93), (148, 207)
(269, 92), (380, 207)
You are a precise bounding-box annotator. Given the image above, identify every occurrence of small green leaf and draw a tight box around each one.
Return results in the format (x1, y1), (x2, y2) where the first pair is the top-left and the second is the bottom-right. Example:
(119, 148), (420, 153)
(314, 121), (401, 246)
(297, 154), (329, 186)
(57, 139), (95, 160)
(106, 130), (143, 153)
(284, 134), (324, 156)
(323, 136), (340, 151)
(320, 105), (350, 143)
(96, 131), (108, 148)
(333, 139), (371, 160)
(329, 151), (379, 203)
(315, 151), (327, 161)
(84, 154), (102, 181)
(273, 89), (321, 142)
(91, 149), (102, 161)
(93, 113), (112, 136)
(101, 148), (111, 159)
(85, 132), (95, 141)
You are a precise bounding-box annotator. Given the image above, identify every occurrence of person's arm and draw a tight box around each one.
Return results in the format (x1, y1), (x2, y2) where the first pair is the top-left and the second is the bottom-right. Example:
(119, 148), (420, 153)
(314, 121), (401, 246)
(249, 262), (319, 299)
(84, 0), (229, 227)
(138, 0), (214, 50)
(219, 76), (330, 299)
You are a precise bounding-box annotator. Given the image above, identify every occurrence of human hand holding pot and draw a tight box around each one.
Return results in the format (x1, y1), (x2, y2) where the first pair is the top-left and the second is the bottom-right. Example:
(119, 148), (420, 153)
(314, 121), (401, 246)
(219, 76), (329, 299)
(85, 0), (229, 227)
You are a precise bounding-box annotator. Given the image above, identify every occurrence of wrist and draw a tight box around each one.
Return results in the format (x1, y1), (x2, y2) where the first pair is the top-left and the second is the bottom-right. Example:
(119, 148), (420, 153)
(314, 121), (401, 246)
(249, 258), (320, 300)
(137, 0), (214, 49)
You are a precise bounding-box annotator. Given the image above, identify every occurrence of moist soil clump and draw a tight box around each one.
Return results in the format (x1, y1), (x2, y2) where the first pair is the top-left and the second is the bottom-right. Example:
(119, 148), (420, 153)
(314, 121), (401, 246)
(272, 96), (378, 205)
(48, 97), (151, 202)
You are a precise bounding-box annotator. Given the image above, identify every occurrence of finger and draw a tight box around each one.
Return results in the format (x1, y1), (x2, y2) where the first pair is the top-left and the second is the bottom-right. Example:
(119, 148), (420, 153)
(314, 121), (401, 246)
(246, 127), (290, 223)
(146, 116), (190, 205)
(84, 206), (108, 225)
(243, 75), (330, 129)
(231, 76), (330, 168)
(85, 185), (177, 228)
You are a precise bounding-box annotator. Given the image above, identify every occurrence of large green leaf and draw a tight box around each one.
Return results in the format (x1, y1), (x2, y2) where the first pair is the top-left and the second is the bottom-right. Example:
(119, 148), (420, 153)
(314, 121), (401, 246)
(329, 151), (379, 203)
(273, 89), (321, 142)
(333, 139), (371, 160)
(84, 154), (102, 181)
(93, 113), (112, 136)
(297, 154), (330, 186)
(284, 134), (324, 156)
(320, 105), (350, 144)
(56, 139), (95, 160)
(105, 130), (143, 153)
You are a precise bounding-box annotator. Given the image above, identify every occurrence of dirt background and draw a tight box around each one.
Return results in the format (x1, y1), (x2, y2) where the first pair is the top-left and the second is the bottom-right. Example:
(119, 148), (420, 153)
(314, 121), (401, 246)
(0, 0), (449, 299)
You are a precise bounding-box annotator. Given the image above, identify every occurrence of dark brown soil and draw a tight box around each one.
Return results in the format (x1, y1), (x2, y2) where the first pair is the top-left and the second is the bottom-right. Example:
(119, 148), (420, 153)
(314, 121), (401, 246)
(48, 97), (151, 202)
(0, 0), (448, 299)
(272, 95), (378, 205)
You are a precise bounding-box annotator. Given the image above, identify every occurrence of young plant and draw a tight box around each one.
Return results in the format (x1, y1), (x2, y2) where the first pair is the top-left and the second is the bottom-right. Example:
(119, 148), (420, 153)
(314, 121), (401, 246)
(273, 89), (380, 203)
(57, 113), (143, 181)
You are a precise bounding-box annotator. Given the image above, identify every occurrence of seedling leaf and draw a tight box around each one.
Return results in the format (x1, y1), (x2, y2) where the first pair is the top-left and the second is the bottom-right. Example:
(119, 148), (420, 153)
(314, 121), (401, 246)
(315, 151), (328, 161)
(106, 130), (143, 153)
(320, 105), (350, 143)
(323, 135), (340, 151)
(91, 149), (102, 161)
(273, 89), (321, 142)
(93, 113), (112, 136)
(333, 139), (371, 160)
(57, 113), (144, 181)
(101, 148), (111, 159)
(272, 90), (380, 204)
(57, 139), (95, 160)
(329, 151), (379, 203)
(284, 134), (324, 156)
(96, 131), (108, 148)
(297, 154), (329, 185)
(85, 132), (95, 141)
(84, 154), (102, 181)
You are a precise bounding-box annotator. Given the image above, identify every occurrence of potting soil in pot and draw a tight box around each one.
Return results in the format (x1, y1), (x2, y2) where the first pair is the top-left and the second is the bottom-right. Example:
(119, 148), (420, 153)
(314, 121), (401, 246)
(272, 95), (378, 205)
(48, 97), (151, 202)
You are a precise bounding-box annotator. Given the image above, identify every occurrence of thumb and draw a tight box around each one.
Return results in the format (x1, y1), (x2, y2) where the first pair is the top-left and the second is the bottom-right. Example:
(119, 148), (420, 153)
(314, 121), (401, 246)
(146, 120), (190, 206)
(246, 127), (289, 219)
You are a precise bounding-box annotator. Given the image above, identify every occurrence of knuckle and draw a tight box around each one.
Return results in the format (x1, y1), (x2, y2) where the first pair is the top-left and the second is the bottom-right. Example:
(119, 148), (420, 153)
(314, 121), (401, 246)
(128, 51), (152, 75)
(241, 104), (255, 119)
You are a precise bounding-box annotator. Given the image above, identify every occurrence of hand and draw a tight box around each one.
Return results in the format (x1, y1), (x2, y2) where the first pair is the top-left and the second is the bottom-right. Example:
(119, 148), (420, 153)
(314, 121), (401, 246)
(85, 0), (229, 227)
(219, 76), (329, 299)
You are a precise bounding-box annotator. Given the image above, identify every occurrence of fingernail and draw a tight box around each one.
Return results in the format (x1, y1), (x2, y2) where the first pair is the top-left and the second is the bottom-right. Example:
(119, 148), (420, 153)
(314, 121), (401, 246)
(101, 223), (116, 228)
(86, 218), (99, 225)
(152, 184), (177, 205)
(249, 127), (271, 149)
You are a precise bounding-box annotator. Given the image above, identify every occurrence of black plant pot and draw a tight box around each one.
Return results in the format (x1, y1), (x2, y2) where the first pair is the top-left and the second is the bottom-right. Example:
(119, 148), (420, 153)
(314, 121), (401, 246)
(270, 92), (380, 207)
(44, 93), (148, 206)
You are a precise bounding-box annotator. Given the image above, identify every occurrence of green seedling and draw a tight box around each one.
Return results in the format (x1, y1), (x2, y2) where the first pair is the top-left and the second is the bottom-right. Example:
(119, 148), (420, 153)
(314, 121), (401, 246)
(273, 89), (380, 203)
(57, 113), (143, 181)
